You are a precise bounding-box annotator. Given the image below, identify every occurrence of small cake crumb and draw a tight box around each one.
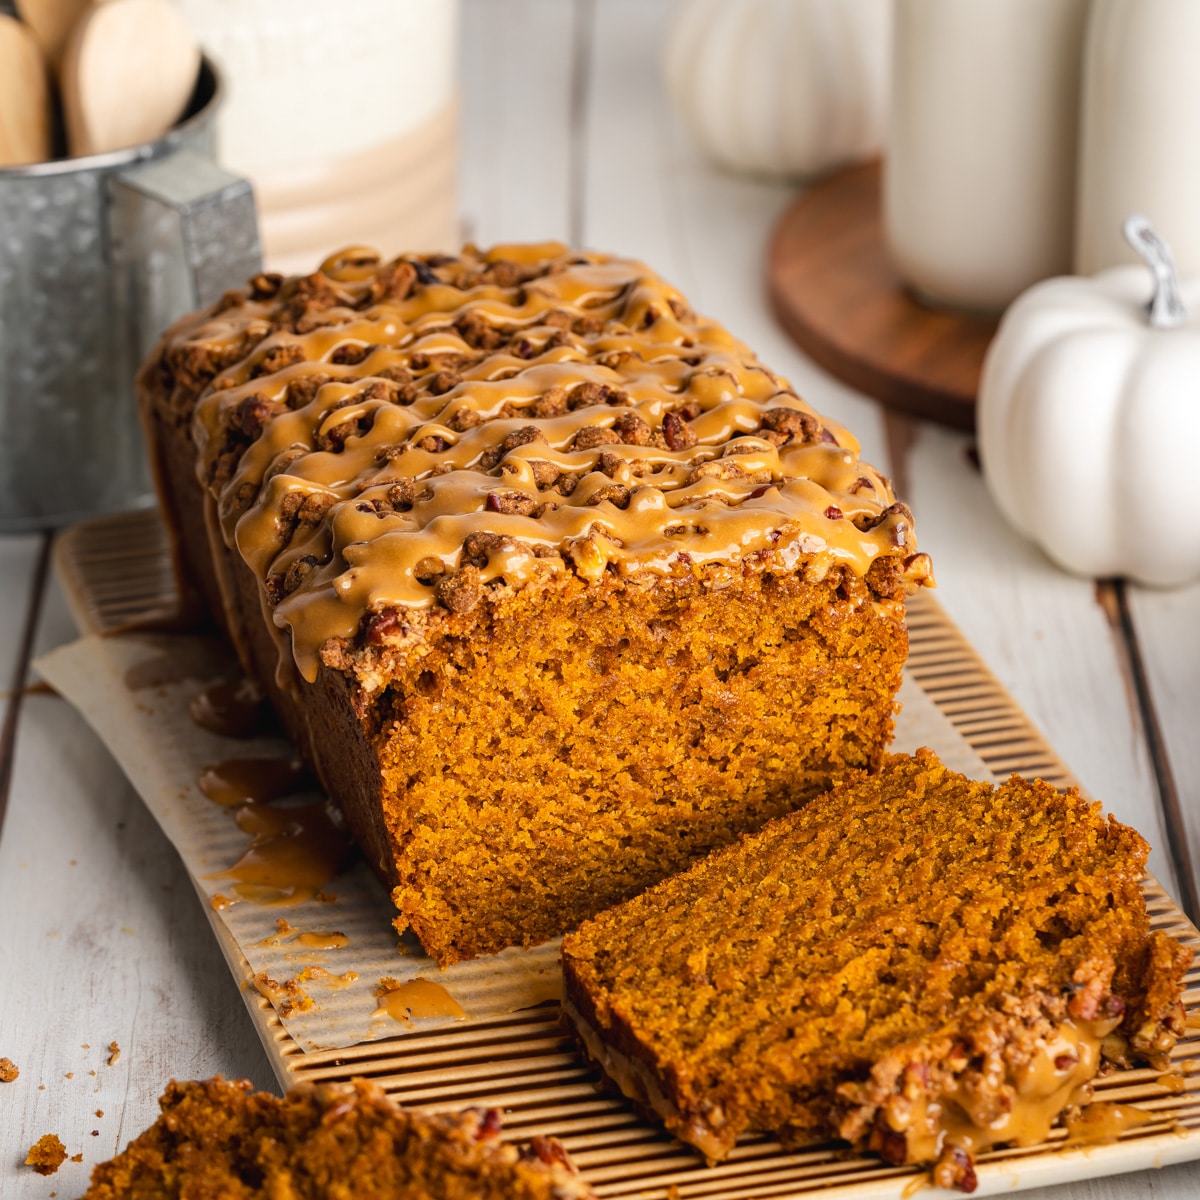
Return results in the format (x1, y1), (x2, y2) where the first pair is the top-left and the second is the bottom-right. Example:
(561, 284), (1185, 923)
(26, 1133), (67, 1175)
(64, 1072), (74, 1079)
(79, 1079), (595, 1198)
(251, 972), (314, 1018)
(95, 1109), (104, 1118)
(0, 1056), (18, 1082)
(107, 1041), (121, 1066)
(71, 1154), (83, 1163)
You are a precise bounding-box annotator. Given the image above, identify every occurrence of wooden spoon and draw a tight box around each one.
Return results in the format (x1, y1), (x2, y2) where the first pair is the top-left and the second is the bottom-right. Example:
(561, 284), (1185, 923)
(0, 13), (51, 166)
(15, 0), (92, 73)
(60, 0), (199, 158)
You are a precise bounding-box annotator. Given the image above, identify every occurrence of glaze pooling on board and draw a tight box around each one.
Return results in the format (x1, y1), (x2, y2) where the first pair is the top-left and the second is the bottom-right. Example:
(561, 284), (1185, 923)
(171, 243), (932, 680)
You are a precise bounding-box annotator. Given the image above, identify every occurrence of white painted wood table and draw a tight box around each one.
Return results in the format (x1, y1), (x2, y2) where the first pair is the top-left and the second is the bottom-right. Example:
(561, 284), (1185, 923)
(2, 2), (1199, 1196)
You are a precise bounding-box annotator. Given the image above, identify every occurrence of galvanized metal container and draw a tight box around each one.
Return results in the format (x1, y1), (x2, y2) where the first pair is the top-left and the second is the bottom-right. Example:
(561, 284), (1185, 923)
(0, 60), (261, 530)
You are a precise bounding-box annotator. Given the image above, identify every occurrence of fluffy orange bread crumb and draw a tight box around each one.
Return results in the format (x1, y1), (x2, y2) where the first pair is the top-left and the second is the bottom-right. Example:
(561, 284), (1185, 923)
(138, 243), (932, 964)
(561, 749), (1192, 1191)
(80, 1078), (594, 1199)
(25, 1132), (67, 1175)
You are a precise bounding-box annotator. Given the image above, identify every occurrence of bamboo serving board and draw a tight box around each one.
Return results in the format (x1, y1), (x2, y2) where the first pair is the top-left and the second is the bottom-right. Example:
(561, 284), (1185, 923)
(47, 508), (1200, 1199)
(766, 162), (998, 433)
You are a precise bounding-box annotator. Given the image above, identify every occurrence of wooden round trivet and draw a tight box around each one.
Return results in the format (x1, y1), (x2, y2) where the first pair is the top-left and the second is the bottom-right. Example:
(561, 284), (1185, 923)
(766, 160), (999, 432)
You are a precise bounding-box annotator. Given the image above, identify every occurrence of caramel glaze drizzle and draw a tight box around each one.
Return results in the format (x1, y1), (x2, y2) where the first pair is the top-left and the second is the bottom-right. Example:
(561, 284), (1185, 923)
(170, 242), (933, 684)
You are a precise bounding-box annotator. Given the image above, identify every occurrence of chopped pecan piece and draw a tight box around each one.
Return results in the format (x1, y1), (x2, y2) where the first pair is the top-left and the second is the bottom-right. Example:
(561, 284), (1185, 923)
(480, 260), (525, 288)
(382, 481), (429, 511)
(248, 272), (283, 300)
(529, 386), (568, 418)
(436, 565), (484, 613)
(284, 373), (330, 410)
(228, 393), (274, 439)
(568, 381), (628, 410)
(612, 411), (653, 445)
(453, 309), (506, 350)
(480, 425), (547, 470)
(283, 554), (320, 595)
(460, 531), (509, 568)
(361, 259), (417, 305)
(476, 1107), (504, 1141)
(486, 491), (538, 516)
(527, 459), (561, 487)
(428, 369), (462, 396)
(934, 1147), (978, 1193)
(317, 410), (375, 453)
(279, 490), (334, 531)
(573, 425), (622, 451)
(760, 406), (820, 445)
(447, 407), (483, 432)
(523, 1136), (573, 1169)
(330, 342), (370, 366)
(663, 410), (698, 451)
(375, 364), (414, 385)
(413, 556), (446, 585)
(687, 458), (746, 483)
(364, 608), (406, 645)
(587, 483), (632, 509)
(254, 342), (307, 377)
(411, 259), (440, 286)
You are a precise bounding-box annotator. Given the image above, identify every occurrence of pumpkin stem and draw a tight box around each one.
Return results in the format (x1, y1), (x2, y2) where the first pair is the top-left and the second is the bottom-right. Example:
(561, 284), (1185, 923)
(1123, 214), (1187, 328)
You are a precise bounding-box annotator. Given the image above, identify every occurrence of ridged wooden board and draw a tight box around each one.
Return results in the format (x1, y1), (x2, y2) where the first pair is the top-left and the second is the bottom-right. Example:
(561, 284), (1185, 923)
(51, 508), (1200, 1199)
(766, 162), (998, 433)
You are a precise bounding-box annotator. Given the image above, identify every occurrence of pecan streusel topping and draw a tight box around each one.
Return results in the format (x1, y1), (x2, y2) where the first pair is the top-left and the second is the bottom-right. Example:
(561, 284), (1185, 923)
(165, 243), (931, 680)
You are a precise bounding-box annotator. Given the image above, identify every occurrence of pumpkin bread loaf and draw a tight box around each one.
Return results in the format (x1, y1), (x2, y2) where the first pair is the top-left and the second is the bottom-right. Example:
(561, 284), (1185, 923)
(561, 748), (1192, 1191)
(137, 243), (932, 964)
(81, 1077), (594, 1199)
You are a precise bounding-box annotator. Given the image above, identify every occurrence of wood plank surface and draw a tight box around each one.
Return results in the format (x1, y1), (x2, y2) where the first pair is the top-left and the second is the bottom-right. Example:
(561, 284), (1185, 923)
(459, 0), (578, 247)
(0, 568), (276, 1196)
(1127, 581), (1200, 912)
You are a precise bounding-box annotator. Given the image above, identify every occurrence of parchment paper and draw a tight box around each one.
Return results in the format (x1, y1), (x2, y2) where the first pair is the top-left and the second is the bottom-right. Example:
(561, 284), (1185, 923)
(35, 632), (992, 1053)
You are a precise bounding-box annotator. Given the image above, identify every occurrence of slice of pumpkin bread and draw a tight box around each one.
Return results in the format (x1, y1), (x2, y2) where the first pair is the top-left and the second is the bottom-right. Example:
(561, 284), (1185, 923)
(561, 748), (1192, 1191)
(81, 1077), (594, 1200)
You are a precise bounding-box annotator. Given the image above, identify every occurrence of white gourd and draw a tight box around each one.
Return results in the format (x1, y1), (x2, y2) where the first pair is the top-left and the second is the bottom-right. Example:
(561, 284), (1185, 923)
(978, 217), (1200, 588)
(663, 0), (890, 179)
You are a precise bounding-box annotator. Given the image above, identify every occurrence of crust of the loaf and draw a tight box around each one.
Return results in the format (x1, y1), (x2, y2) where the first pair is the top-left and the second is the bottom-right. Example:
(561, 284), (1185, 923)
(135, 247), (925, 964)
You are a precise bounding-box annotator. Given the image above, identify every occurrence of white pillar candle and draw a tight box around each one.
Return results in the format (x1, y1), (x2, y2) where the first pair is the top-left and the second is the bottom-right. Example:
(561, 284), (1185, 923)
(885, 0), (1090, 313)
(1075, 0), (1200, 275)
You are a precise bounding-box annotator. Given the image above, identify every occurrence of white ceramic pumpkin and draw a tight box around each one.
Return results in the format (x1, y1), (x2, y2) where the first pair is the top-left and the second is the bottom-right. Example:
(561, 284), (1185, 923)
(663, 0), (890, 178)
(978, 216), (1200, 587)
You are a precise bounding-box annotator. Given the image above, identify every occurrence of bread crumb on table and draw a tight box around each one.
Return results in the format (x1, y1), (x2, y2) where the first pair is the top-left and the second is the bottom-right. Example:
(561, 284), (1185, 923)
(0, 1056), (18, 1082)
(25, 1133), (67, 1175)
(107, 1041), (121, 1066)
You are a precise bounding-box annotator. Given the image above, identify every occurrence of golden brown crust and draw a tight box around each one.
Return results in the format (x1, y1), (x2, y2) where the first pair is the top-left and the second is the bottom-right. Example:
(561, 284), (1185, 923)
(561, 749), (1192, 1185)
(140, 242), (930, 683)
(80, 1077), (595, 1199)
